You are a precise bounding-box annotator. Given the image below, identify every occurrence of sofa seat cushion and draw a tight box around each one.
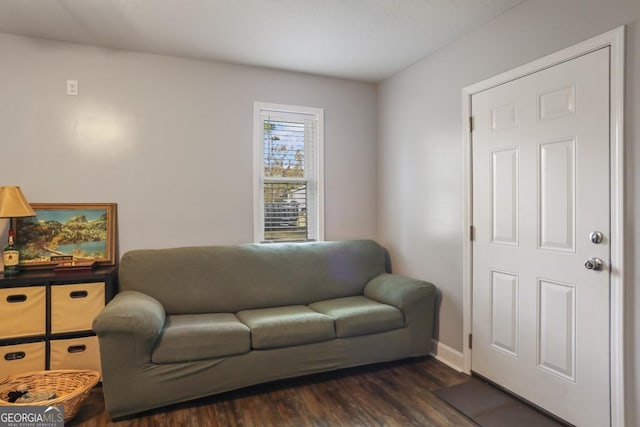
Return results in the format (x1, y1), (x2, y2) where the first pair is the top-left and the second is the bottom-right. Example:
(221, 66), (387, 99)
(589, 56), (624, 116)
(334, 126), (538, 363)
(308, 296), (404, 338)
(237, 305), (335, 349)
(152, 313), (250, 363)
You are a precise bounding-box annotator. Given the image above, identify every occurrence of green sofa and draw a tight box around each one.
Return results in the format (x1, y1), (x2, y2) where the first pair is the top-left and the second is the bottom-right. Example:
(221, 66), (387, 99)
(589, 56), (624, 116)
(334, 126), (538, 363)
(93, 240), (436, 418)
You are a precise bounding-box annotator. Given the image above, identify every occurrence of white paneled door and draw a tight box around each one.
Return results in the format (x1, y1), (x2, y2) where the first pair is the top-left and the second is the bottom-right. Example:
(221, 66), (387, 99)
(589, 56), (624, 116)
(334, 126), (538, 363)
(471, 47), (610, 426)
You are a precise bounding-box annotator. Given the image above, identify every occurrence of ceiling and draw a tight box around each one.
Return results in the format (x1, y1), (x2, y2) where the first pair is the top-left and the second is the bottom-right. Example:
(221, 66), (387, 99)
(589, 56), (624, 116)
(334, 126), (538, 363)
(0, 0), (524, 82)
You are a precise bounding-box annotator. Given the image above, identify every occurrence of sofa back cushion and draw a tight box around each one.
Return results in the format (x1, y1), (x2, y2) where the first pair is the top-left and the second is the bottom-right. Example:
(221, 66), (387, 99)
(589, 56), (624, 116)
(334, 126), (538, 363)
(118, 240), (388, 315)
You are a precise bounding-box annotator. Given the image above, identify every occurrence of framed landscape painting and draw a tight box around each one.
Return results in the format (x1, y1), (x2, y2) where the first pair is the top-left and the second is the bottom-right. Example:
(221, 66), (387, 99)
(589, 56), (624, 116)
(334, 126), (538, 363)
(14, 203), (117, 269)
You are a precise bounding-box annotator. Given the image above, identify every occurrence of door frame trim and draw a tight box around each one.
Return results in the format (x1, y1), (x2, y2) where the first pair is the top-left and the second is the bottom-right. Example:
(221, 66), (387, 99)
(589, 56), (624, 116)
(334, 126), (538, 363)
(461, 26), (625, 426)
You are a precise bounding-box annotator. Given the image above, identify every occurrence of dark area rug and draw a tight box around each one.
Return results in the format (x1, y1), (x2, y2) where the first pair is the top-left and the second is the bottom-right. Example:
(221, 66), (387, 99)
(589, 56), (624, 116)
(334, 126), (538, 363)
(434, 378), (569, 427)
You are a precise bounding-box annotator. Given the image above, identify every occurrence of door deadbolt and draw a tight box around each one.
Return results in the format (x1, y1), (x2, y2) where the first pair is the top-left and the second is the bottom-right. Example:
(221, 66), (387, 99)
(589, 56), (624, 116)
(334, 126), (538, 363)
(584, 257), (604, 271)
(589, 231), (604, 244)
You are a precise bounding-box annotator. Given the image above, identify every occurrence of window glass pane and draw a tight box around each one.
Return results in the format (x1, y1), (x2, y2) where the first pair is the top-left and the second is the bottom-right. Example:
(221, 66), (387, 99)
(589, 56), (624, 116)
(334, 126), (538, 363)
(264, 182), (308, 242)
(263, 120), (305, 178)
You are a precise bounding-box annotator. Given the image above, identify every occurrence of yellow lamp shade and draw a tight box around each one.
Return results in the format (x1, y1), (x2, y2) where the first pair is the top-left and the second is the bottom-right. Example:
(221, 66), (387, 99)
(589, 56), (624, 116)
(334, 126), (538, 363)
(0, 186), (36, 218)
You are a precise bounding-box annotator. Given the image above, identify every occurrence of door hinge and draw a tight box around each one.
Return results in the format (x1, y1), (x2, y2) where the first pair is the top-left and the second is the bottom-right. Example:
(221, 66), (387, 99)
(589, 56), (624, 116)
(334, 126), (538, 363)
(469, 116), (474, 132)
(468, 334), (473, 349)
(470, 225), (475, 241)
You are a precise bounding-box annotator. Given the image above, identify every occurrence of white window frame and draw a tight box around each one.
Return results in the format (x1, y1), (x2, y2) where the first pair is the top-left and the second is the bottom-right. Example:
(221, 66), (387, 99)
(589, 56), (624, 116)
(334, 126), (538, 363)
(253, 102), (324, 243)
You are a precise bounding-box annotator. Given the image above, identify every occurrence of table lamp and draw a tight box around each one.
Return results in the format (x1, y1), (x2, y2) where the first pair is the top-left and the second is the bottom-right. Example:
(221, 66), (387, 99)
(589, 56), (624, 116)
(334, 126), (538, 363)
(0, 186), (36, 276)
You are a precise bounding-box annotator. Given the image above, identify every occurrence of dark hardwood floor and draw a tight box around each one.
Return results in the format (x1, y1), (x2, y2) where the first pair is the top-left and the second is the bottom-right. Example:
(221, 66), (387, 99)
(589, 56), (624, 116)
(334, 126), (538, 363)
(68, 357), (476, 427)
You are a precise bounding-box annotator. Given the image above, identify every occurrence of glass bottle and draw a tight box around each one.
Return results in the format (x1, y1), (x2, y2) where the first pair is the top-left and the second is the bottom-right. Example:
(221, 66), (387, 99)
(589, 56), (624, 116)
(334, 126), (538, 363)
(3, 229), (20, 276)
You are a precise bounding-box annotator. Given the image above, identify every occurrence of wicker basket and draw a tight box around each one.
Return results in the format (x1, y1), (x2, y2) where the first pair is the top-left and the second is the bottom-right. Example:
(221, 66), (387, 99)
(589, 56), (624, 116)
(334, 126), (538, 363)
(0, 369), (101, 422)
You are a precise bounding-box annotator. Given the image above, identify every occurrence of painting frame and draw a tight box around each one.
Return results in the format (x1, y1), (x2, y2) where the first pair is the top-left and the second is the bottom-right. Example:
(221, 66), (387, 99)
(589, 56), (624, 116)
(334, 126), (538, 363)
(13, 203), (117, 269)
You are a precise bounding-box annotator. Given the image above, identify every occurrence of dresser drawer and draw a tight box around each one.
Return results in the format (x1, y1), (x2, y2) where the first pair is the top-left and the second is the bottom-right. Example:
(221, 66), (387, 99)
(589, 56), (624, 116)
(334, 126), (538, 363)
(0, 287), (46, 339)
(0, 341), (46, 377)
(49, 336), (101, 375)
(51, 282), (105, 334)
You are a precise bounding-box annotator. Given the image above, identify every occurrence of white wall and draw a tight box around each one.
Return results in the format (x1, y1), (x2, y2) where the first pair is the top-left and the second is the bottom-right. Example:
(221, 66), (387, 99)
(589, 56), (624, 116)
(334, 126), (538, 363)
(0, 33), (378, 254)
(377, 0), (639, 423)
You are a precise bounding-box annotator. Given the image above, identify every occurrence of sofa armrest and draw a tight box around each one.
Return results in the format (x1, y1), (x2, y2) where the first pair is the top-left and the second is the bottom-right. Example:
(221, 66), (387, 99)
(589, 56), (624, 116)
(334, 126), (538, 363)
(93, 290), (166, 363)
(364, 273), (436, 313)
(365, 273), (436, 356)
(94, 290), (166, 337)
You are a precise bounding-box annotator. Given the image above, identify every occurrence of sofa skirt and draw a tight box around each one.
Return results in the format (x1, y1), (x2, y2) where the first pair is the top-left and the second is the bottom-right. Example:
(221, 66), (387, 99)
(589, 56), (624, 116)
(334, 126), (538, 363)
(100, 326), (427, 418)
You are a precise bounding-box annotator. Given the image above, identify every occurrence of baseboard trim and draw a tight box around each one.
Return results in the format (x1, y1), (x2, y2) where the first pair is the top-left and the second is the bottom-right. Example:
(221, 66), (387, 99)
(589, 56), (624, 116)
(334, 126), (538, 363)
(430, 339), (465, 372)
